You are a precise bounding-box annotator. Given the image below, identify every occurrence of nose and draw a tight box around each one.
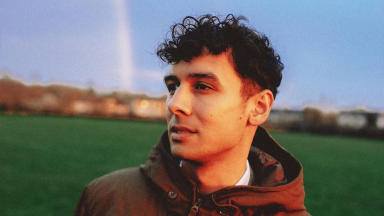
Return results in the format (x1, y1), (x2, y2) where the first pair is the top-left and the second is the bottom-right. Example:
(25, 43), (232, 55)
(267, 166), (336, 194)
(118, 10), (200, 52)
(167, 86), (192, 116)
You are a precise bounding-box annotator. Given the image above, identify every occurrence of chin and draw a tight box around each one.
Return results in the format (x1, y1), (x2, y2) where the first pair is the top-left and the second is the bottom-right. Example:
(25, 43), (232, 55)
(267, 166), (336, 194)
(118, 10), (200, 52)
(170, 147), (188, 160)
(171, 147), (196, 162)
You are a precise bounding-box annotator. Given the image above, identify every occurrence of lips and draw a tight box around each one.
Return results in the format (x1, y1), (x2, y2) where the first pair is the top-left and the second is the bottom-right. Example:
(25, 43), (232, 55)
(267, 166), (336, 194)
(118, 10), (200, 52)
(170, 125), (197, 141)
(171, 125), (197, 133)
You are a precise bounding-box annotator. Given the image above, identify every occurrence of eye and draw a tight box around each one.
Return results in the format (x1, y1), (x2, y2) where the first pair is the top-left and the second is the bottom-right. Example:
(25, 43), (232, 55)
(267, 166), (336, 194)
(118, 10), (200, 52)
(166, 83), (179, 95)
(195, 83), (211, 90)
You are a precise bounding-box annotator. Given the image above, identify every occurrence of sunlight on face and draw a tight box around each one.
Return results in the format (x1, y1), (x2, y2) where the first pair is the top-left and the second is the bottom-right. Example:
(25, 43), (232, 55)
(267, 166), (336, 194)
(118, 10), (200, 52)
(164, 51), (253, 163)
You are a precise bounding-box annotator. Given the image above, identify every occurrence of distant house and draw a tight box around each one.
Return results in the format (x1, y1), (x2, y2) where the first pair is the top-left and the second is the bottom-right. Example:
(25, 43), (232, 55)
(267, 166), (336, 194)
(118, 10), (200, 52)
(266, 109), (303, 128)
(100, 98), (130, 117)
(68, 100), (94, 115)
(337, 111), (368, 130)
(25, 93), (60, 113)
(377, 113), (384, 129)
(66, 98), (130, 117)
(131, 99), (165, 119)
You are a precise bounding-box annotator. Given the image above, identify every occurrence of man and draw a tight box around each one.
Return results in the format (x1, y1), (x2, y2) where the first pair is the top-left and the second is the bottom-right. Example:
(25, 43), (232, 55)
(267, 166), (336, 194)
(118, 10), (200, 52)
(74, 14), (309, 216)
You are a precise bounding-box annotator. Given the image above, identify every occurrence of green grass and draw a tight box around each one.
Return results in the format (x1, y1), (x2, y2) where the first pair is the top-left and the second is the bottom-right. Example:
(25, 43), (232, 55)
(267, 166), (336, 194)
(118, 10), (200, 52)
(1, 114), (383, 216)
(270, 132), (384, 215)
(0, 114), (166, 216)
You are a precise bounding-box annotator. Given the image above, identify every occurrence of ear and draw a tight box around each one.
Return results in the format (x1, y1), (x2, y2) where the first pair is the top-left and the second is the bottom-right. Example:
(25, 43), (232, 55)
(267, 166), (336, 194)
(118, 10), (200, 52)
(248, 90), (274, 126)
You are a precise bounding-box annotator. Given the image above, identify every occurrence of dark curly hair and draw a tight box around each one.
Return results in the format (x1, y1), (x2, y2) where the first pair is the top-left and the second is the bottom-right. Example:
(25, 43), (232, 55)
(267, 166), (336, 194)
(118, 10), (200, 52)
(157, 14), (283, 98)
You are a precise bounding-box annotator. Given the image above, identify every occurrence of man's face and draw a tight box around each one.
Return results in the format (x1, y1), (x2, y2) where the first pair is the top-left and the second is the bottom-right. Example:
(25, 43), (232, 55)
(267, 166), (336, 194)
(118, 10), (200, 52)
(164, 51), (253, 163)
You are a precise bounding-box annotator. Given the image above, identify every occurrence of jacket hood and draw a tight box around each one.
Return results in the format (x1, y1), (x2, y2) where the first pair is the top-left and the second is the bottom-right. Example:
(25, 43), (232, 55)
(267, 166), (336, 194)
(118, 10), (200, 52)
(140, 127), (307, 215)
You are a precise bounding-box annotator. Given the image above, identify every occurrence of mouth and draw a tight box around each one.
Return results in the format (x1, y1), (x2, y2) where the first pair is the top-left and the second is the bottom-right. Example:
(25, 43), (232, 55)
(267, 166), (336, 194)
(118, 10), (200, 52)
(171, 125), (197, 133)
(170, 125), (197, 141)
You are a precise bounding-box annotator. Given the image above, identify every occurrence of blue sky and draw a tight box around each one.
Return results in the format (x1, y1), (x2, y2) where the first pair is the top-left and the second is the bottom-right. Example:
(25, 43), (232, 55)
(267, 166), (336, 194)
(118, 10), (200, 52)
(1, 0), (383, 111)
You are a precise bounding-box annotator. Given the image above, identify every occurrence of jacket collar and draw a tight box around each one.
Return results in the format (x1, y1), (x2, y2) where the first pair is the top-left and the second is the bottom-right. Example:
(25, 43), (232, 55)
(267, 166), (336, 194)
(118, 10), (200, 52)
(140, 127), (306, 215)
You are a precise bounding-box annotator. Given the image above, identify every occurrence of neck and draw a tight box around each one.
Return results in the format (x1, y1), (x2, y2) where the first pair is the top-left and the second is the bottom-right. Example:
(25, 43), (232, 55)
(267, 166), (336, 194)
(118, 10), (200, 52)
(181, 155), (248, 195)
(181, 126), (257, 195)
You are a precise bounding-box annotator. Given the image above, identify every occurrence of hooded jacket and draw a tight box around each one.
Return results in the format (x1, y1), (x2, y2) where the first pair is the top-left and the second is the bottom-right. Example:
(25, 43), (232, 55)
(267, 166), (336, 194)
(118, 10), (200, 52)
(74, 127), (310, 216)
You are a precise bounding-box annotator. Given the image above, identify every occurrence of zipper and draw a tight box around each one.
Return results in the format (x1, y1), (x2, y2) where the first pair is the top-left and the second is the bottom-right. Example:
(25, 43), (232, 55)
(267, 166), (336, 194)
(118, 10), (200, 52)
(187, 198), (202, 216)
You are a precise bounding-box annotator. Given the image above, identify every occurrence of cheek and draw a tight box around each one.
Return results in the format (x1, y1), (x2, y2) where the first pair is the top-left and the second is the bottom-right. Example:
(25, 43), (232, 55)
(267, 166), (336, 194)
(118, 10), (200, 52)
(201, 106), (245, 126)
(195, 95), (246, 123)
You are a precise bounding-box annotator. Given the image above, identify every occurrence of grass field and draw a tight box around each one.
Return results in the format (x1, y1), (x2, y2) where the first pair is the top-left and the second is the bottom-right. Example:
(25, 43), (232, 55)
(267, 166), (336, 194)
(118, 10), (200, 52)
(1, 114), (383, 216)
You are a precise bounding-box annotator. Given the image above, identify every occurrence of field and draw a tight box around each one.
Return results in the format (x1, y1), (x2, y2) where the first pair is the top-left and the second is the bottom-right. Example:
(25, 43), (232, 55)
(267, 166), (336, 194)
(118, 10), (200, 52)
(1, 114), (383, 216)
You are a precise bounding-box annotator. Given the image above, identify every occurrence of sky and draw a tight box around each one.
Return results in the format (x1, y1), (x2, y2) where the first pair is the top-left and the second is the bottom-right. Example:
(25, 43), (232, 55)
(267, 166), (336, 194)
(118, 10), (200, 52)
(1, 0), (383, 111)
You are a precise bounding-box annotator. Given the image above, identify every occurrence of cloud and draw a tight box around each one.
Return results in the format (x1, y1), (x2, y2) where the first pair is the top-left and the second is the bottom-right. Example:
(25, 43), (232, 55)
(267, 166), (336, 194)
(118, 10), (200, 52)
(114, 0), (134, 92)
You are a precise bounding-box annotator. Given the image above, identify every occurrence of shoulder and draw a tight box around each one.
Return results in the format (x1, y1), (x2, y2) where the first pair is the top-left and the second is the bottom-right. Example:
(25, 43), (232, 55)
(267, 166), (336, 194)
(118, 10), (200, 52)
(86, 167), (151, 199)
(74, 167), (165, 216)
(89, 167), (143, 188)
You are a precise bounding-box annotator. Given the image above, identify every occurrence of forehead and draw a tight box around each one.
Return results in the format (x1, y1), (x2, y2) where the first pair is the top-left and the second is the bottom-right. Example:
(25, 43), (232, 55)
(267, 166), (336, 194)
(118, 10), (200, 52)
(165, 52), (241, 83)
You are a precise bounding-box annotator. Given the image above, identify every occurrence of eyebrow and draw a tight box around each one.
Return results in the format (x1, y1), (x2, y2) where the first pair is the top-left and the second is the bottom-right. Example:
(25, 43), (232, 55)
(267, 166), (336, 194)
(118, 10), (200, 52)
(163, 75), (178, 84)
(163, 72), (219, 84)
